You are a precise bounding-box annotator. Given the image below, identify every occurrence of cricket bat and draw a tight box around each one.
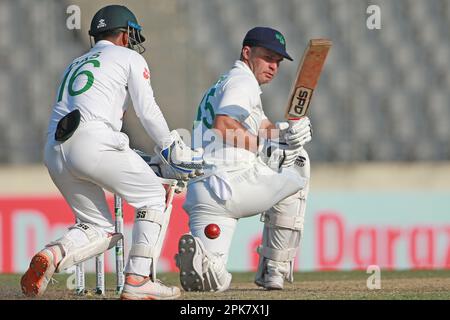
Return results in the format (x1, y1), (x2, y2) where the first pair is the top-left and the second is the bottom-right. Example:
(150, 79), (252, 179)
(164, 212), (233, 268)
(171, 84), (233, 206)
(285, 39), (332, 120)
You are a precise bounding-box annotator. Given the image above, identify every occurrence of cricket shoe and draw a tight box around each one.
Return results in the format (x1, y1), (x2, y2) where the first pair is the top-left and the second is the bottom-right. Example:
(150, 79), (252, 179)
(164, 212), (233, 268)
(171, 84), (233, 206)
(255, 265), (285, 290)
(175, 233), (231, 292)
(261, 274), (284, 290)
(120, 275), (181, 300)
(21, 246), (62, 297)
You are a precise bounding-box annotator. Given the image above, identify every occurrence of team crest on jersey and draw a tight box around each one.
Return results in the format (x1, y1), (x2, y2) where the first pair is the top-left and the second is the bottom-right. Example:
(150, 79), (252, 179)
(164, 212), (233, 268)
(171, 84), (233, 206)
(143, 68), (150, 80)
(97, 19), (106, 29)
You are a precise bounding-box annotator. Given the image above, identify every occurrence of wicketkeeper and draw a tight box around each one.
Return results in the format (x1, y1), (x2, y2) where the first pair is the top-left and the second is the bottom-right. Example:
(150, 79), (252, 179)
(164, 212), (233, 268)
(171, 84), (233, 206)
(21, 5), (203, 300)
(175, 27), (312, 292)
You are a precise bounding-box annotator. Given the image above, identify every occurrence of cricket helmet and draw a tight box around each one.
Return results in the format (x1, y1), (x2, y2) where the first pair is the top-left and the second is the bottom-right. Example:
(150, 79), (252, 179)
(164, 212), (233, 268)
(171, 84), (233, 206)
(89, 5), (146, 53)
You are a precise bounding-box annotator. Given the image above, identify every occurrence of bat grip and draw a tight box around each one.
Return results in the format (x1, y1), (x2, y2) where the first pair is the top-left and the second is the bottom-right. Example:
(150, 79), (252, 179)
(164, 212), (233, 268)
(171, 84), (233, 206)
(287, 117), (303, 122)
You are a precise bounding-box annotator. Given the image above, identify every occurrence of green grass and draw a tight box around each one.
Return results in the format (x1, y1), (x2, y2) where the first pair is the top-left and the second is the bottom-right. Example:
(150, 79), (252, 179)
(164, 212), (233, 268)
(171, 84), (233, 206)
(3, 270), (450, 300)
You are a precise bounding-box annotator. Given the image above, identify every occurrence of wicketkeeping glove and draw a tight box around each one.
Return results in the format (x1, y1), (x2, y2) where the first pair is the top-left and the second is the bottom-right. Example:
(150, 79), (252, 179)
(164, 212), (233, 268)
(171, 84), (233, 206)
(157, 130), (204, 180)
(133, 147), (201, 193)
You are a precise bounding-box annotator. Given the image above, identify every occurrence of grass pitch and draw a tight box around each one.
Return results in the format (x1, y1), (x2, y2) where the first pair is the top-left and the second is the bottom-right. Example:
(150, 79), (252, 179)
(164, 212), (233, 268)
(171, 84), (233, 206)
(1, 270), (449, 300)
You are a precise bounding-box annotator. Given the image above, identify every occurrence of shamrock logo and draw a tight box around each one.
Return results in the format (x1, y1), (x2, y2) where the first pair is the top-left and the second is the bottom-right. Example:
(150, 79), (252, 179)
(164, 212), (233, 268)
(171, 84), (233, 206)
(275, 33), (285, 45)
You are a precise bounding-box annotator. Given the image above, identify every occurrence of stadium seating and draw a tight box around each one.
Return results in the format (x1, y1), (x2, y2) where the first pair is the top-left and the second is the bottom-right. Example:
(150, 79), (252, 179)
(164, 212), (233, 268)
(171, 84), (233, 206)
(0, 0), (448, 163)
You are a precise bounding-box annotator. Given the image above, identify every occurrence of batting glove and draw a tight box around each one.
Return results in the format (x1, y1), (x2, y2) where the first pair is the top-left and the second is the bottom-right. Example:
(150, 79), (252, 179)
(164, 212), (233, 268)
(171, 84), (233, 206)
(258, 138), (300, 170)
(277, 117), (312, 149)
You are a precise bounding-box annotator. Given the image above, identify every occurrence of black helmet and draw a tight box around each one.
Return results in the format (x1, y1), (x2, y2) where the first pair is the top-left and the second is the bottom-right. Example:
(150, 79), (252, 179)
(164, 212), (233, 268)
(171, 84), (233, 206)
(89, 5), (146, 53)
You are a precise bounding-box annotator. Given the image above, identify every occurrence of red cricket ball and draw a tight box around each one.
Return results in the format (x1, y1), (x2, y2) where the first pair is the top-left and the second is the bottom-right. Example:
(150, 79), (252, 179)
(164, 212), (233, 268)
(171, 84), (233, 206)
(204, 224), (221, 239)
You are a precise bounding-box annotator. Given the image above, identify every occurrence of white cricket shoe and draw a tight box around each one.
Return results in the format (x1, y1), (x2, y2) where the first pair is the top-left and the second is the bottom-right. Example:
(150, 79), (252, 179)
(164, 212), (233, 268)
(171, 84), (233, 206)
(175, 234), (205, 291)
(21, 246), (62, 297)
(175, 233), (231, 292)
(262, 273), (284, 290)
(255, 265), (284, 290)
(120, 275), (181, 300)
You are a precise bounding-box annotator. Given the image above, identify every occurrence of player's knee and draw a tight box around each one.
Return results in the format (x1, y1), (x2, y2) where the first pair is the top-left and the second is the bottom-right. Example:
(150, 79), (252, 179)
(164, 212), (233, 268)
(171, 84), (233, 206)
(126, 187), (166, 213)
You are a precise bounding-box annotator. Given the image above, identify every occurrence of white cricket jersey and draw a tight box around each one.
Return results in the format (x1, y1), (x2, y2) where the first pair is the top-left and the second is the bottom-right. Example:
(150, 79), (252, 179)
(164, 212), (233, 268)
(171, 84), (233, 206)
(192, 60), (268, 165)
(47, 40), (172, 148)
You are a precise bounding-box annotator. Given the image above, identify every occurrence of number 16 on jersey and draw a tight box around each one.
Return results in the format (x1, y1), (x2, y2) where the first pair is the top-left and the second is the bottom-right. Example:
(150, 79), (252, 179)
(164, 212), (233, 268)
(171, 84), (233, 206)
(57, 52), (101, 102)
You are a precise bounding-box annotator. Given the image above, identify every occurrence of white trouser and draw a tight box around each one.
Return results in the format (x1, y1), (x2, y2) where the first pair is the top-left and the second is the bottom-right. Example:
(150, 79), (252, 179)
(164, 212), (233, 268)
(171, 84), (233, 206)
(183, 158), (307, 264)
(44, 121), (166, 276)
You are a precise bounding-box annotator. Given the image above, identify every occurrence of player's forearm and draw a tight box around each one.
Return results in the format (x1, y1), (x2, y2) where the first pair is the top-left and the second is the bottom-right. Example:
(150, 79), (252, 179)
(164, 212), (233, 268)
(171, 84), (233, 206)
(226, 128), (259, 152)
(126, 53), (173, 148)
(258, 120), (278, 140)
(129, 80), (172, 148)
(137, 103), (173, 148)
(128, 59), (173, 148)
(214, 115), (259, 152)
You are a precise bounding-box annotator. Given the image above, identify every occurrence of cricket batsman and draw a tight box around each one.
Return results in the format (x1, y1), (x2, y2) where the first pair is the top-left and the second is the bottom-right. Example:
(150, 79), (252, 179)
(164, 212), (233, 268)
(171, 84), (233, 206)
(176, 27), (312, 291)
(20, 5), (203, 300)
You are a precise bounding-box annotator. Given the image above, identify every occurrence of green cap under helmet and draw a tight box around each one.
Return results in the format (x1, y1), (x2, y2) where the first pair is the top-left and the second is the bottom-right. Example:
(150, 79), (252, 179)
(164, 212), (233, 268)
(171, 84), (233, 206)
(89, 5), (146, 53)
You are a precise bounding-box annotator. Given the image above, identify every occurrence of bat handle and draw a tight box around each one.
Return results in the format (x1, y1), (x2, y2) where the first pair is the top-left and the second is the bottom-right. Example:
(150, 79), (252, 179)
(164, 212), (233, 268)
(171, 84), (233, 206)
(286, 117), (309, 147)
(287, 117), (303, 130)
(287, 116), (305, 122)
